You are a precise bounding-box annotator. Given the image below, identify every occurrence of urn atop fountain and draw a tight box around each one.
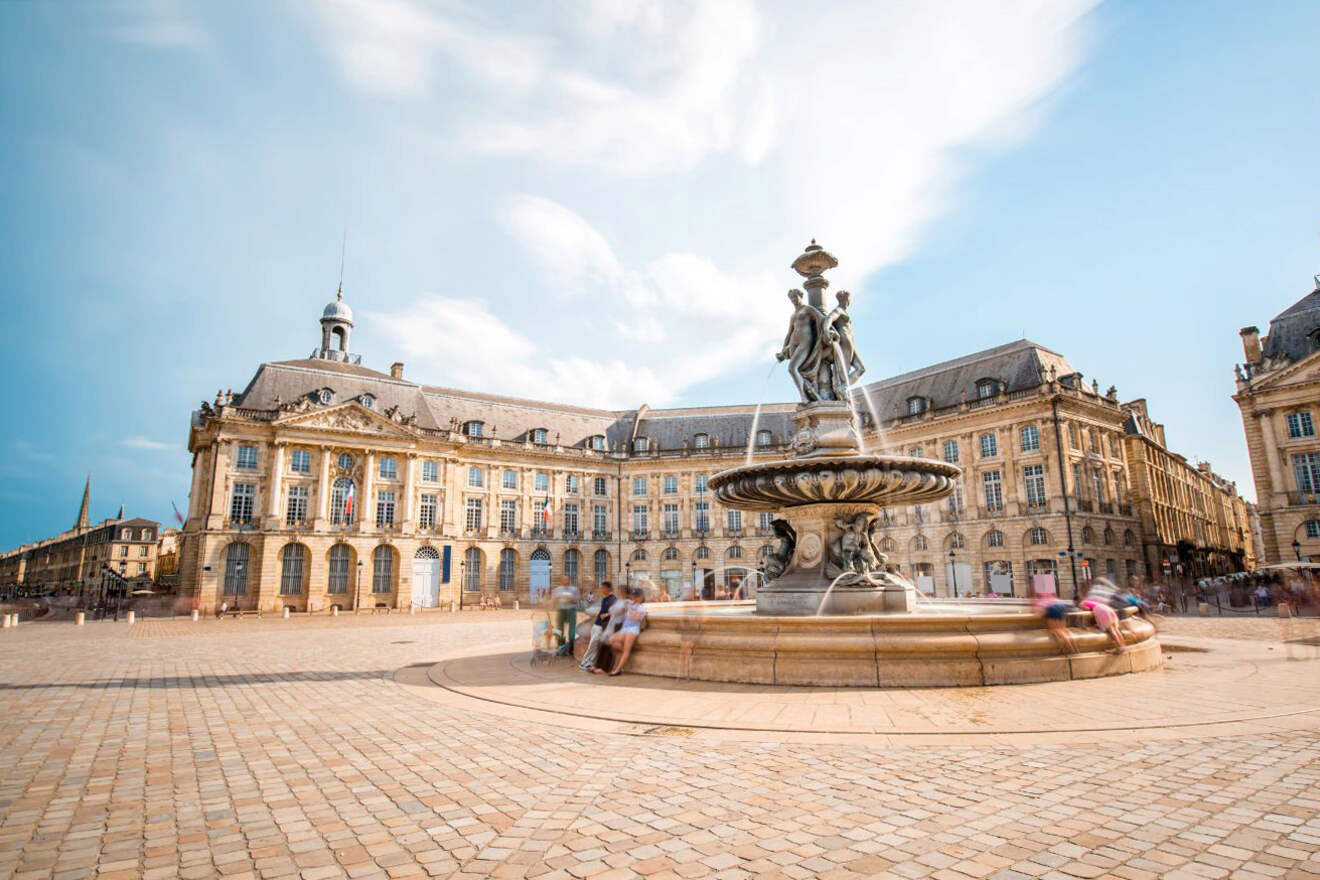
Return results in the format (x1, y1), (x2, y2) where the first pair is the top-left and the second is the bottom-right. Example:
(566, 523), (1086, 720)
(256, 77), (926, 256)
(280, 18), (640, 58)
(790, 239), (838, 309)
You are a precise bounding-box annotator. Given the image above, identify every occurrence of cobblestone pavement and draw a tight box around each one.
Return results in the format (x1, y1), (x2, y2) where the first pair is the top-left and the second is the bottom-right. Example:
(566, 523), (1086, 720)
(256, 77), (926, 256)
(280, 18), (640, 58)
(1, 616), (1318, 880)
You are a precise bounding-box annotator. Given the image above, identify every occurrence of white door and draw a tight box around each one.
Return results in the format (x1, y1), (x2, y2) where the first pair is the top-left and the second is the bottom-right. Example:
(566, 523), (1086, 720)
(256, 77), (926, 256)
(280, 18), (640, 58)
(529, 551), (551, 605)
(412, 552), (440, 607)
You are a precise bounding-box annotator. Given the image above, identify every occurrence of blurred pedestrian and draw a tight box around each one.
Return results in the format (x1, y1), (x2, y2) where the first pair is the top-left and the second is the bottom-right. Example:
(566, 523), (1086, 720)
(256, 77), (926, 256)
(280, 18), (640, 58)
(1081, 577), (1126, 652)
(579, 581), (617, 672)
(606, 586), (649, 676)
(551, 576), (580, 657)
(1033, 589), (1076, 654)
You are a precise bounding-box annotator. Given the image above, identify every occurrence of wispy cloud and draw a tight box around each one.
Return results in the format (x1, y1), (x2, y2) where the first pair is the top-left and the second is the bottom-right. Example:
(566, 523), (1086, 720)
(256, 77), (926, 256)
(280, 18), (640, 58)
(121, 436), (174, 451)
(14, 440), (54, 465)
(108, 0), (209, 51)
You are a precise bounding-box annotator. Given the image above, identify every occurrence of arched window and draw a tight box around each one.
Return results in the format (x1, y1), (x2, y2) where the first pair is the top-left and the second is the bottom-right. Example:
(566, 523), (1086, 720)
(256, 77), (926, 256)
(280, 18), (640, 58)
(593, 549), (609, 584)
(330, 478), (355, 524)
(415, 546), (440, 559)
(913, 535), (928, 551)
(279, 544), (306, 595)
(662, 547), (679, 560)
(499, 549), (517, 591)
(1103, 527), (1114, 546)
(694, 433), (709, 449)
(372, 546), (394, 594)
(327, 544), (351, 594)
(463, 548), (483, 590)
(726, 546), (743, 559)
(632, 548), (647, 562)
(1028, 527), (1049, 546)
(757, 429), (773, 447)
(948, 533), (965, 550)
(694, 546), (710, 560)
(1082, 525), (1095, 544)
(1305, 521), (1320, 539)
(906, 396), (926, 415)
(564, 549), (580, 581)
(880, 537), (897, 553)
(319, 389), (333, 405)
(986, 529), (1004, 548)
(223, 543), (250, 597)
(360, 394), (374, 409)
(1123, 529), (1136, 547)
(975, 378), (998, 400)
(760, 545), (774, 559)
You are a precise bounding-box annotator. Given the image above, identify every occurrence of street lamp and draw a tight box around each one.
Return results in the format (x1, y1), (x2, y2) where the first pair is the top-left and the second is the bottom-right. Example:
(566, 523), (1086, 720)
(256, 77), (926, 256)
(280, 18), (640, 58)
(1293, 539), (1302, 562)
(625, 560), (631, 590)
(354, 559), (364, 613)
(235, 561), (244, 611)
(948, 549), (958, 597)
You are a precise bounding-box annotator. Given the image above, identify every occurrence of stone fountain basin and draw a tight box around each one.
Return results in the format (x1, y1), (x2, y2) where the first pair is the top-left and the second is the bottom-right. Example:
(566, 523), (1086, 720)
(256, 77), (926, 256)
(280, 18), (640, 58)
(709, 453), (961, 510)
(628, 600), (1162, 688)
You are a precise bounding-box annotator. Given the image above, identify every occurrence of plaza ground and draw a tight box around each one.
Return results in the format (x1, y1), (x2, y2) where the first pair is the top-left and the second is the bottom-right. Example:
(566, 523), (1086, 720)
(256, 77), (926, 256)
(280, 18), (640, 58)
(1, 613), (1318, 880)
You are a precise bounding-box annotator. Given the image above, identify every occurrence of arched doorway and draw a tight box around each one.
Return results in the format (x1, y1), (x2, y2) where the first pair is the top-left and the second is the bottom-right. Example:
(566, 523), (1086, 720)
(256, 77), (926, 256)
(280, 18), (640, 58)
(529, 548), (551, 605)
(412, 546), (440, 607)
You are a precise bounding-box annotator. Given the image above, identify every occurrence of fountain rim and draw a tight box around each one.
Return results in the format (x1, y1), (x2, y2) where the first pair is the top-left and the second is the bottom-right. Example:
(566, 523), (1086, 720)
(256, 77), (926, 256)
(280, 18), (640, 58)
(709, 452), (963, 489)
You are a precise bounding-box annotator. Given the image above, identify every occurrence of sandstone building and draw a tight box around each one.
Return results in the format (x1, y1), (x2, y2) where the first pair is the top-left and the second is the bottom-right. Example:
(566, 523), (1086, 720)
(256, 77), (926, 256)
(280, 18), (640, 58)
(1234, 276), (1320, 563)
(177, 289), (1253, 612)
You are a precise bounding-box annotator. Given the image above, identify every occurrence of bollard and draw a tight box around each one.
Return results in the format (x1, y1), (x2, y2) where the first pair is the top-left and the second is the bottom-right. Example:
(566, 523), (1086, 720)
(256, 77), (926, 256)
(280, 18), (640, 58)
(450, 600), (457, 613)
(75, 611), (85, 626)
(282, 606), (290, 619)
(1198, 602), (1211, 616)
(1278, 602), (1292, 618)
(515, 600), (520, 611)
(191, 609), (199, 622)
(409, 604), (417, 615)
(331, 606), (339, 617)
(126, 610), (135, 625)
(1, 614), (10, 629)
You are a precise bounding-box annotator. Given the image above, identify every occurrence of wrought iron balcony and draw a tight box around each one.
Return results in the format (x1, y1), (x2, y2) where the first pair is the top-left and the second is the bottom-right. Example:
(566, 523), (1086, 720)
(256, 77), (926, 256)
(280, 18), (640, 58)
(1026, 502), (1050, 514)
(1075, 499), (1094, 513)
(530, 527), (554, 540)
(725, 528), (744, 538)
(499, 527), (520, 538)
(630, 529), (650, 541)
(563, 530), (582, 542)
(1098, 502), (1114, 515)
(591, 530), (612, 541)
(755, 527), (774, 537)
(1118, 504), (1133, 516)
(1286, 492), (1320, 505)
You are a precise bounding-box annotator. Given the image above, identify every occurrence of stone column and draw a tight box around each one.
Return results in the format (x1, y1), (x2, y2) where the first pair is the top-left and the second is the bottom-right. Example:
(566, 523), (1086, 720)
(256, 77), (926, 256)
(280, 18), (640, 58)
(206, 442), (230, 530)
(362, 452), (376, 533)
(1258, 411), (1288, 503)
(267, 441), (285, 525)
(315, 445), (333, 526)
(402, 453), (417, 532)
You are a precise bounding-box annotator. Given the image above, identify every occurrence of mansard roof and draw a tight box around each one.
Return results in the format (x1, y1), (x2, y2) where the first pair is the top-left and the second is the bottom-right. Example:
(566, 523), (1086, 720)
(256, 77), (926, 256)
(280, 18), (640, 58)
(1261, 279), (1320, 364)
(235, 360), (441, 430)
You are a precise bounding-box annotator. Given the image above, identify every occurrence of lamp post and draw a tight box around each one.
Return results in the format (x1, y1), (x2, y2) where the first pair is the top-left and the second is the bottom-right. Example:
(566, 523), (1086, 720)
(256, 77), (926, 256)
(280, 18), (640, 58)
(625, 560), (631, 591)
(459, 557), (466, 611)
(948, 549), (958, 597)
(235, 561), (244, 611)
(354, 559), (363, 613)
(1293, 539), (1302, 562)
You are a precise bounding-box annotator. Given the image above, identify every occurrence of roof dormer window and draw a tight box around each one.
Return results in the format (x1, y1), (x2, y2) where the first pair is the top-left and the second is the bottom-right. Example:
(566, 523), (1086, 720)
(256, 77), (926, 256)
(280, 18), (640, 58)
(318, 389), (333, 405)
(589, 434), (606, 451)
(906, 396), (926, 415)
(634, 437), (650, 452)
(693, 433), (709, 449)
(463, 421), (484, 438)
(360, 394), (374, 408)
(975, 379), (998, 400)
(531, 428), (548, 445)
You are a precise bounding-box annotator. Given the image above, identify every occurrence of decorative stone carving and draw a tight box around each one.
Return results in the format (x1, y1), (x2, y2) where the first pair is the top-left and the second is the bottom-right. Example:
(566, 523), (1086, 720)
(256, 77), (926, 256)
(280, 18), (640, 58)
(763, 518), (797, 579)
(709, 454), (960, 510)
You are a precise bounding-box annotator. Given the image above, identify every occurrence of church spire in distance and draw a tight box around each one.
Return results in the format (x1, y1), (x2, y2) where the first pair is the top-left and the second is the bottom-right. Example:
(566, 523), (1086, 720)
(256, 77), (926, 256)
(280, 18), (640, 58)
(75, 475), (90, 532)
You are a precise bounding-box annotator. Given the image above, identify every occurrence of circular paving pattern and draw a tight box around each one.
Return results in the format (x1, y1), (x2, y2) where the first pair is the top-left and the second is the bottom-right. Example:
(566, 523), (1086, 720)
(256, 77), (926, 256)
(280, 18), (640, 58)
(401, 630), (1320, 744)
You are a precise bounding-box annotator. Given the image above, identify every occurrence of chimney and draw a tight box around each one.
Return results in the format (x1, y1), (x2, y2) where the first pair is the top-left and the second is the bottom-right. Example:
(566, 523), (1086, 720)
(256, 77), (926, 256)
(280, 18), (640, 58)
(390, 362), (404, 379)
(1239, 326), (1261, 363)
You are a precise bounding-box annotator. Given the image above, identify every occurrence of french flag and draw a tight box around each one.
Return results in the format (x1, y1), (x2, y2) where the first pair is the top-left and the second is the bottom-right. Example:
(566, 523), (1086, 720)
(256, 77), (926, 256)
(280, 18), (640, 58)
(344, 483), (356, 520)
(541, 495), (552, 524)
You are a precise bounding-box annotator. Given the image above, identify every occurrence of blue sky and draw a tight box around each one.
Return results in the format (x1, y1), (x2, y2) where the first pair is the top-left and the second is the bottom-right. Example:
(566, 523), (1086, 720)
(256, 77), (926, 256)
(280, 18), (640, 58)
(1, 0), (1318, 549)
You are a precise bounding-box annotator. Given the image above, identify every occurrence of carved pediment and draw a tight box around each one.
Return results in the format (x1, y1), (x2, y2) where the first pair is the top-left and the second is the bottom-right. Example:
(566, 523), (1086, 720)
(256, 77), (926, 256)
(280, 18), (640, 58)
(1249, 348), (1320, 392)
(275, 403), (417, 437)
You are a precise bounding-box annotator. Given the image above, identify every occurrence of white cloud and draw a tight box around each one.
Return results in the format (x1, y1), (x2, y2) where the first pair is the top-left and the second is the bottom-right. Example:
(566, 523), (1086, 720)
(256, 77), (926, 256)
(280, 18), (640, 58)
(121, 436), (174, 451)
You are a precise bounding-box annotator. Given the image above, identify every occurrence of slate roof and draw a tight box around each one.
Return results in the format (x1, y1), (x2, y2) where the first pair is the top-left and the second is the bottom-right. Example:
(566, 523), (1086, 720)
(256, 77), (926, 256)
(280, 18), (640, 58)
(852, 339), (1076, 417)
(419, 385), (625, 448)
(1261, 279), (1320, 364)
(235, 360), (441, 430)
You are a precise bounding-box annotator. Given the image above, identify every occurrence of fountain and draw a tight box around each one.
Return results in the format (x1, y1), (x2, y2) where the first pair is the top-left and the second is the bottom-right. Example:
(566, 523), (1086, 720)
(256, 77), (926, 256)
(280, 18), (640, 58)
(628, 242), (1161, 687)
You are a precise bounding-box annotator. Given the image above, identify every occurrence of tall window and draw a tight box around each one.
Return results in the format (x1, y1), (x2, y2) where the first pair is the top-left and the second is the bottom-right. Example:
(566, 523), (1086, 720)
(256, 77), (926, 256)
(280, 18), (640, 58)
(422, 460), (439, 482)
(983, 471), (1003, 512)
(634, 437), (650, 452)
(979, 433), (998, 458)
(465, 498), (483, 531)
(694, 433), (709, 449)
(279, 546), (304, 596)
(1020, 425), (1039, 452)
(695, 475), (709, 493)
(663, 503), (679, 534)
(500, 469), (517, 490)
(1289, 412), (1316, 438)
(335, 480), (373, 525)
(463, 548), (482, 590)
(663, 475), (678, 494)
(338, 452), (354, 470)
(534, 472), (549, 493)
(913, 535), (928, 551)
(632, 504), (648, 532)
(943, 440), (959, 463)
(563, 503), (579, 534)
(987, 529), (1004, 548)
(376, 491), (396, 527)
(500, 499), (518, 533)
(565, 474), (580, 494)
(1294, 453), (1320, 496)
(1306, 521), (1320, 539)
(593, 504), (608, 534)
(633, 477), (648, 496)
(907, 397), (926, 415)
(290, 449), (311, 473)
(229, 484), (255, 524)
(1023, 465), (1046, 508)
(593, 476), (607, 496)
(285, 486), (308, 525)
(372, 546), (393, 593)
(695, 501), (710, 532)
(1071, 463), (1084, 501)
(327, 544), (350, 594)
(949, 533), (965, 549)
(419, 494), (437, 529)
(757, 430), (772, 447)
(594, 549), (609, 584)
(758, 511), (773, 531)
(467, 467), (483, 488)
(1029, 527), (1048, 545)
(1092, 470), (1108, 503)
(378, 457), (397, 479)
(947, 478), (965, 513)
(726, 509), (743, 532)
(499, 549), (516, 591)
(223, 543), (249, 596)
(235, 445), (258, 470)
(564, 549), (580, 581)
(1089, 429), (1100, 453)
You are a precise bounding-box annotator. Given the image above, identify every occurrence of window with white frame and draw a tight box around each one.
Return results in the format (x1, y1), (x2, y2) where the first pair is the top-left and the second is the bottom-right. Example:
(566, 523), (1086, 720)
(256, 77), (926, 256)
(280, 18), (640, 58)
(422, 460), (439, 482)
(726, 509), (742, 532)
(1029, 527), (1048, 545)
(590, 435), (606, 451)
(987, 529), (1004, 547)
(285, 486), (308, 525)
(663, 475), (678, 494)
(564, 549), (580, 581)
(1092, 469), (1108, 503)
(633, 476), (648, 496)
(501, 469), (517, 490)
(1306, 521), (1320, 538)
(235, 445), (258, 470)
(330, 478), (354, 524)
(758, 511), (773, 530)
(1023, 465), (1046, 508)
(290, 449), (311, 474)
(947, 478), (965, 513)
(376, 491), (396, 527)
(1020, 425), (1039, 452)
(230, 484), (255, 523)
(419, 494), (437, 529)
(464, 421), (483, 438)
(757, 430), (772, 447)
(1296, 453), (1320, 496)
(943, 440), (959, 463)
(565, 474), (579, 494)
(1288, 412), (1315, 438)
(563, 503), (579, 534)
(693, 500), (709, 531)
(593, 476), (607, 496)
(378, 457), (397, 479)
(592, 504), (608, 534)
(280, 544), (305, 594)
(913, 535), (928, 551)
(949, 533), (965, 549)
(464, 498), (483, 531)
(983, 471), (1003, 511)
(907, 396), (925, 415)
(467, 467), (483, 487)
(662, 503), (679, 534)
(534, 472), (549, 493)
(372, 546), (393, 593)
(531, 428), (548, 445)
(694, 433), (709, 448)
(500, 499), (517, 533)
(976, 379), (997, 399)
(695, 474), (709, 493)
(979, 433), (998, 458)
(634, 437), (650, 452)
(499, 549), (516, 590)
(338, 452), (354, 471)
(632, 504), (648, 532)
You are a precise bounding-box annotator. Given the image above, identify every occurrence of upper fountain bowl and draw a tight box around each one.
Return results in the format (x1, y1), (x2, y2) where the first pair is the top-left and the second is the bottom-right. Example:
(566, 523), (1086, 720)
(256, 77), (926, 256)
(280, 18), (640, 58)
(709, 454), (961, 511)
